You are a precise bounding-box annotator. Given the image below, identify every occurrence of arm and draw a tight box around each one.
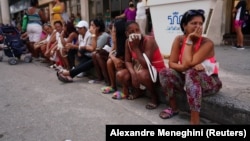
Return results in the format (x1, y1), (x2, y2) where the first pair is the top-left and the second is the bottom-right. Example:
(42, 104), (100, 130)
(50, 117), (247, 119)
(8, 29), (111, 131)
(60, 2), (66, 13)
(39, 9), (47, 23)
(115, 9), (127, 19)
(182, 27), (214, 69)
(65, 34), (79, 50)
(115, 13), (125, 19)
(125, 40), (134, 75)
(45, 31), (56, 55)
(141, 36), (157, 68)
(127, 35), (152, 69)
(182, 37), (214, 68)
(168, 35), (186, 72)
(84, 36), (97, 52)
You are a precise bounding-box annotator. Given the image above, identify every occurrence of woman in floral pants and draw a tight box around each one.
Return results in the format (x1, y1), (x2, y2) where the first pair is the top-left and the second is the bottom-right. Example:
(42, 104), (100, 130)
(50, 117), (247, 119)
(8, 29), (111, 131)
(159, 9), (222, 124)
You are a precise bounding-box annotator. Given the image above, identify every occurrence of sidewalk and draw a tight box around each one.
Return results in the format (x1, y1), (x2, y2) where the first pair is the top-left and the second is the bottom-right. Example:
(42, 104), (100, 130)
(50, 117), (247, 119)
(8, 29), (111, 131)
(159, 45), (250, 124)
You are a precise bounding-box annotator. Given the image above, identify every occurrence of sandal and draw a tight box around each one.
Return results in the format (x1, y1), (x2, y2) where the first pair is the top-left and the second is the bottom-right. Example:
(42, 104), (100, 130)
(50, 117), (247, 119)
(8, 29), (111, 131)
(101, 86), (116, 94)
(159, 107), (179, 119)
(112, 91), (127, 100)
(57, 70), (73, 83)
(56, 69), (64, 82)
(145, 102), (158, 110)
(127, 93), (143, 100)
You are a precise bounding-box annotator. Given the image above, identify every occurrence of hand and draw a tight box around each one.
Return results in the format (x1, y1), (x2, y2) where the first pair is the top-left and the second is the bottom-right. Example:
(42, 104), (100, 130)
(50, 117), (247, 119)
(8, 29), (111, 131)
(128, 33), (142, 48)
(131, 74), (140, 88)
(193, 64), (205, 71)
(60, 31), (65, 37)
(65, 43), (72, 50)
(188, 26), (202, 42)
(114, 59), (124, 70)
(89, 26), (97, 34)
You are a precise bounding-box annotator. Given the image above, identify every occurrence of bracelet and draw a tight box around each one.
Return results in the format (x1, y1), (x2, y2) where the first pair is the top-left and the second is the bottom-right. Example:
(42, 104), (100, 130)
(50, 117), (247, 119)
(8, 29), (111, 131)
(91, 34), (96, 37)
(185, 39), (193, 46)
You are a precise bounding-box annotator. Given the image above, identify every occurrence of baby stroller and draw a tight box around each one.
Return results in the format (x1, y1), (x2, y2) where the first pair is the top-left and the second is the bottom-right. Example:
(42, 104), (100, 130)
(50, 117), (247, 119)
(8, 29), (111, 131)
(0, 25), (32, 65)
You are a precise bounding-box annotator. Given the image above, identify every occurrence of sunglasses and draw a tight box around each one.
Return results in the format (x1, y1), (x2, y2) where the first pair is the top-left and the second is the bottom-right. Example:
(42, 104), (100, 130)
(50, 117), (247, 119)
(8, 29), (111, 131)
(186, 9), (205, 16)
(76, 27), (84, 30)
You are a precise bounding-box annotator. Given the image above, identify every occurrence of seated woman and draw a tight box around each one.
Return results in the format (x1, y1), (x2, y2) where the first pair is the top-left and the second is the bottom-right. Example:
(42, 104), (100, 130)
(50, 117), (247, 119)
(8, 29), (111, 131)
(44, 20), (68, 70)
(100, 19), (127, 98)
(158, 9), (222, 124)
(116, 21), (166, 108)
(56, 18), (110, 82)
(89, 19), (110, 84)
(64, 20), (91, 70)
(34, 23), (55, 61)
(57, 21), (78, 70)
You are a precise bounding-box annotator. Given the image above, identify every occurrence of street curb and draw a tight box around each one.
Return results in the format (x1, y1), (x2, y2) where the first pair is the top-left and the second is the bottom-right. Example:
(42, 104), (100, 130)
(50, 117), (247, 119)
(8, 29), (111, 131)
(155, 89), (250, 124)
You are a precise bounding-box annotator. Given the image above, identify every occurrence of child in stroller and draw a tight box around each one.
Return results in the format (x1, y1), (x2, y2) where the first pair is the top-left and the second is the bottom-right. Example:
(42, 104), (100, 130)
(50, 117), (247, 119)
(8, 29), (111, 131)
(0, 25), (32, 65)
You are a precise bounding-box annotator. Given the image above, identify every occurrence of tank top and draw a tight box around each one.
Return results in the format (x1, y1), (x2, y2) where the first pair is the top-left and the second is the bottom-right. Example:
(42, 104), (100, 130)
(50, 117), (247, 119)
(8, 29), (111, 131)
(27, 8), (42, 25)
(179, 37), (219, 75)
(52, 5), (63, 22)
(128, 36), (166, 72)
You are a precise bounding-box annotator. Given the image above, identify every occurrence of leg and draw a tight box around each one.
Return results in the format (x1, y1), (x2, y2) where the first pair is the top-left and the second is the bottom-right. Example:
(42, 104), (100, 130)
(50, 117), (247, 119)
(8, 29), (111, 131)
(116, 69), (131, 97)
(107, 58), (116, 89)
(67, 49), (77, 69)
(92, 52), (103, 81)
(185, 68), (222, 124)
(70, 57), (93, 78)
(190, 111), (200, 125)
(138, 68), (159, 109)
(234, 20), (244, 47)
(96, 52), (110, 85)
(159, 68), (185, 118)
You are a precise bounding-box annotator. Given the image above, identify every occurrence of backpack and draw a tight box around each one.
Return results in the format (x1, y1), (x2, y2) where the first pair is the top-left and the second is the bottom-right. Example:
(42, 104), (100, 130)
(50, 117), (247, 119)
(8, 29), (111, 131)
(243, 10), (249, 28)
(244, 10), (249, 21)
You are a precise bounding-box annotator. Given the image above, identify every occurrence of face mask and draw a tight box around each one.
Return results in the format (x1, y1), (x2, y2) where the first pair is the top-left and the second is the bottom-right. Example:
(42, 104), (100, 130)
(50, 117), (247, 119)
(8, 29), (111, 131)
(129, 4), (134, 7)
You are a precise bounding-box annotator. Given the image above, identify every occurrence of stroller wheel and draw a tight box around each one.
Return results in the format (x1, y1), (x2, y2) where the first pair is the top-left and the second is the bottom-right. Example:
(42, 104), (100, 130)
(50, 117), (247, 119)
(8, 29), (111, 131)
(24, 56), (32, 63)
(8, 58), (18, 65)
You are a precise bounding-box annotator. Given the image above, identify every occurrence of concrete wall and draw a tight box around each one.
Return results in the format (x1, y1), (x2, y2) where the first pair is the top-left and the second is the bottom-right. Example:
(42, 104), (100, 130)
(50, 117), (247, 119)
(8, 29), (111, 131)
(147, 0), (222, 54)
(206, 0), (224, 45)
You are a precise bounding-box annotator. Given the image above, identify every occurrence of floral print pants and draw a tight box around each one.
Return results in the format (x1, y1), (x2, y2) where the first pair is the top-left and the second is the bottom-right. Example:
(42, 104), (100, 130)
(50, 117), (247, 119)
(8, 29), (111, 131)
(159, 68), (222, 112)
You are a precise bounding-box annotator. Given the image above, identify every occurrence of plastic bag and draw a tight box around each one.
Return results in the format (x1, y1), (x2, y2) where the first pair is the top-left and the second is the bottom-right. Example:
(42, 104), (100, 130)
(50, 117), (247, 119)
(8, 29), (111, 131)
(22, 14), (28, 32)
(61, 12), (70, 23)
(143, 53), (157, 83)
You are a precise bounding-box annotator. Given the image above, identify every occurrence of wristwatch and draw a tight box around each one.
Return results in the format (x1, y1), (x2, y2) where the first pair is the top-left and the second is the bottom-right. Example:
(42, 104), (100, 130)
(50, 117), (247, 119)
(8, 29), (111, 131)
(185, 39), (193, 45)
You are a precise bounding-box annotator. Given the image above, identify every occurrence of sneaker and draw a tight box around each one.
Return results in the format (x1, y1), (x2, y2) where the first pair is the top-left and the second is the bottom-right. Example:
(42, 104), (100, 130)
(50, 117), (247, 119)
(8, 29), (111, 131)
(76, 72), (86, 78)
(232, 45), (245, 50)
(50, 64), (57, 69)
(88, 79), (103, 84)
(236, 46), (245, 50)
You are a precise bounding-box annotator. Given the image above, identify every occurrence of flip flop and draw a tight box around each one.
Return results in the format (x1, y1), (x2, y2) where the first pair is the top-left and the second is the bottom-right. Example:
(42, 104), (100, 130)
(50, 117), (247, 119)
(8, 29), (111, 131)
(112, 91), (127, 100)
(57, 70), (73, 83)
(101, 86), (116, 94)
(159, 107), (179, 119)
(145, 102), (158, 110)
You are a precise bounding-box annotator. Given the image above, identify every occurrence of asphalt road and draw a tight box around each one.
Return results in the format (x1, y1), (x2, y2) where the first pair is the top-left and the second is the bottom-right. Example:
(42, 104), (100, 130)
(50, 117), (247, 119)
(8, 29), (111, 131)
(1, 45), (249, 141)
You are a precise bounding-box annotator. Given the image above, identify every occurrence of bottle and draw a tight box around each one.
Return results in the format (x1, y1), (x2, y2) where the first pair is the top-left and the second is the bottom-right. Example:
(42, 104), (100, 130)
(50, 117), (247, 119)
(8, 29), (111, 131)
(22, 14), (28, 32)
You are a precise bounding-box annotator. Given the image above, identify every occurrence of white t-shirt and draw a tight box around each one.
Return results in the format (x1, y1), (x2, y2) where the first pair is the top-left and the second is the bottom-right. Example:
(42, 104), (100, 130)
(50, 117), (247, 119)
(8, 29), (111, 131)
(236, 7), (242, 20)
(78, 30), (91, 50)
(136, 0), (147, 19)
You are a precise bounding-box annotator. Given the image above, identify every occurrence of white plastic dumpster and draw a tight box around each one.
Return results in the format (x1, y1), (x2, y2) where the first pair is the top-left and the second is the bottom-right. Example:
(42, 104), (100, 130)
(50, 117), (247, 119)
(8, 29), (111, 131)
(147, 0), (217, 55)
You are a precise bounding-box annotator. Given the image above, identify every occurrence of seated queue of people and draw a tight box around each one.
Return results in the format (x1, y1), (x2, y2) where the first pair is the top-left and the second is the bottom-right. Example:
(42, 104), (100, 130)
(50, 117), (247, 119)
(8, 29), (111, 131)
(20, 10), (222, 125)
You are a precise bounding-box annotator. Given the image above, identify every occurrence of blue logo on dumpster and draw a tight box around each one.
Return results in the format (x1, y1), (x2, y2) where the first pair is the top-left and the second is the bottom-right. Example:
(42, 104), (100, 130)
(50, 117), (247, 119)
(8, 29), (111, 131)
(166, 12), (183, 33)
